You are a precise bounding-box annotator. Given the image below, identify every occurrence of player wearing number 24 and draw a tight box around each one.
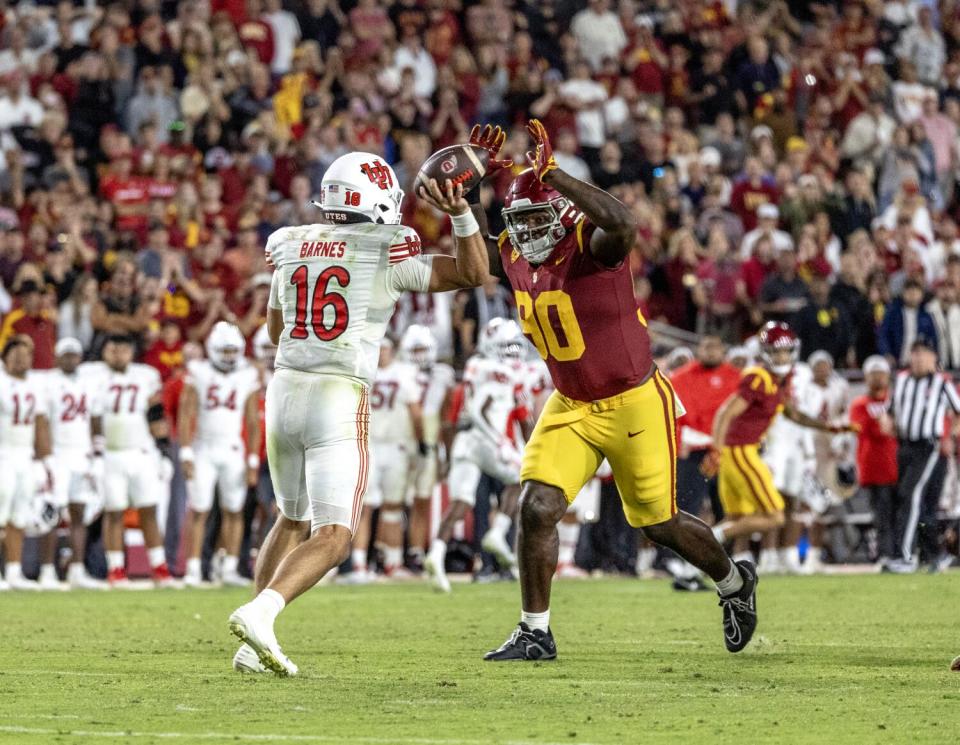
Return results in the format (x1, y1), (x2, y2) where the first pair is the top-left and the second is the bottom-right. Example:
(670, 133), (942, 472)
(467, 121), (761, 661)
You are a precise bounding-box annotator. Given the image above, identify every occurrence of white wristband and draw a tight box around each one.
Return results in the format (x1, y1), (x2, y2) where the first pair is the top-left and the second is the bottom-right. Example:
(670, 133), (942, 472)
(179, 446), (194, 463)
(247, 453), (261, 470)
(451, 210), (479, 237)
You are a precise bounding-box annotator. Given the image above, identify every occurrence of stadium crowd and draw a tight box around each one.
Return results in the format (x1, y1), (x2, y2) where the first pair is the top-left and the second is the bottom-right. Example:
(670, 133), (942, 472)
(1, 0), (960, 588)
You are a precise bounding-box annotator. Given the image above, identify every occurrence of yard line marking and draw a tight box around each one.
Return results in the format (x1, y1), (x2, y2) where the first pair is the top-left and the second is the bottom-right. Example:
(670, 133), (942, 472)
(0, 726), (604, 745)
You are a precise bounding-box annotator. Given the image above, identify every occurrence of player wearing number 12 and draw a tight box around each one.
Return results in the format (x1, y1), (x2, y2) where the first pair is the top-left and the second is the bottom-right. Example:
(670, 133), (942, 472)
(227, 151), (488, 676)
(464, 122), (760, 661)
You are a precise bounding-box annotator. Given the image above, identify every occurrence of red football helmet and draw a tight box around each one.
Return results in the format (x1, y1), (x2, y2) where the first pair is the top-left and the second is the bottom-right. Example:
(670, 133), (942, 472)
(502, 169), (580, 264)
(758, 321), (799, 377)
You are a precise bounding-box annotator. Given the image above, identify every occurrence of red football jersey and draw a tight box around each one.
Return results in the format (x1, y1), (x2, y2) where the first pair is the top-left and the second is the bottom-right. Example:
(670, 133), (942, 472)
(499, 218), (653, 402)
(724, 366), (790, 446)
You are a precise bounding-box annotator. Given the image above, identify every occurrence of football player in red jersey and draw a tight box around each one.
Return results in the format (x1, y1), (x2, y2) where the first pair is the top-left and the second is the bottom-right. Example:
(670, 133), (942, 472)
(705, 322), (852, 545)
(465, 122), (760, 660)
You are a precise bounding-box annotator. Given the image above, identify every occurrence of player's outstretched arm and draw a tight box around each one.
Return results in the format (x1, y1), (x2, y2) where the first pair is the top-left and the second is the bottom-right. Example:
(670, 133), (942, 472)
(784, 403), (853, 433)
(418, 178), (490, 291)
(527, 119), (637, 267)
(467, 124), (513, 281)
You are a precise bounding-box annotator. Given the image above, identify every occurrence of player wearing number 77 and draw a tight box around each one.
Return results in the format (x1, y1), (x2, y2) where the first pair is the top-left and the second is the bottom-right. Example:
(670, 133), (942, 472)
(464, 122), (761, 660)
(227, 152), (488, 676)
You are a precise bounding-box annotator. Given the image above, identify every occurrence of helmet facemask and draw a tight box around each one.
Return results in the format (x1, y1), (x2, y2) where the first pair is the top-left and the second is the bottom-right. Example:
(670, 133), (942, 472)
(211, 345), (241, 373)
(762, 346), (798, 377)
(503, 199), (569, 264)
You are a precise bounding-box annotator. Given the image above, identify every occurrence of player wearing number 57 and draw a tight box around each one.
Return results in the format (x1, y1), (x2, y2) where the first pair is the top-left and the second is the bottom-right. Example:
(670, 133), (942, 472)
(227, 152), (487, 677)
(465, 121), (761, 661)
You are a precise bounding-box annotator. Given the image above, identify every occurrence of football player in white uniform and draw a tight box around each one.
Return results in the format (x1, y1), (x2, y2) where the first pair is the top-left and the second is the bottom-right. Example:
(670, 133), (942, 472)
(227, 150), (488, 676)
(89, 334), (175, 587)
(399, 324), (455, 572)
(425, 319), (533, 593)
(178, 322), (261, 587)
(0, 335), (53, 591)
(249, 324), (277, 554)
(45, 337), (107, 590)
(357, 338), (424, 579)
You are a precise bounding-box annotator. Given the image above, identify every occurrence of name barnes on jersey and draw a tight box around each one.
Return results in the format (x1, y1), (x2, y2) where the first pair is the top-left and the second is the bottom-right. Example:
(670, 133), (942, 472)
(300, 240), (347, 259)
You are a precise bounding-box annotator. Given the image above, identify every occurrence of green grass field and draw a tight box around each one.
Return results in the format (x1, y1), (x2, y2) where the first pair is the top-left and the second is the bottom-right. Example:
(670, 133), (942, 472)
(1, 573), (958, 745)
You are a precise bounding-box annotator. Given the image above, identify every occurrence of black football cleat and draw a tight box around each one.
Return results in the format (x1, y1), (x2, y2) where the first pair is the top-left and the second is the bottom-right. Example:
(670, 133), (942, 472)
(718, 560), (758, 653)
(483, 623), (557, 661)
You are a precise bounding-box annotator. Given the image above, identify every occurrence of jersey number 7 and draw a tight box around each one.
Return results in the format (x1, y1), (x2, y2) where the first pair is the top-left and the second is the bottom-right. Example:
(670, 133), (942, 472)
(290, 265), (352, 342)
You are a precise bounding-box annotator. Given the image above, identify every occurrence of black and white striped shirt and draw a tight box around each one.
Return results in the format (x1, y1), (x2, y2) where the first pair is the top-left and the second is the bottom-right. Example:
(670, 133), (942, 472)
(891, 372), (960, 442)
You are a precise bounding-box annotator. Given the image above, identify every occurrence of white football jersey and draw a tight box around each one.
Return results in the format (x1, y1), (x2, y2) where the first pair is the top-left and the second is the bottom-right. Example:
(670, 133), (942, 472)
(765, 362), (813, 456)
(369, 360), (420, 443)
(267, 222), (434, 384)
(44, 368), (105, 452)
(82, 362), (162, 451)
(185, 359), (261, 448)
(415, 362), (455, 444)
(461, 356), (526, 443)
(0, 370), (48, 450)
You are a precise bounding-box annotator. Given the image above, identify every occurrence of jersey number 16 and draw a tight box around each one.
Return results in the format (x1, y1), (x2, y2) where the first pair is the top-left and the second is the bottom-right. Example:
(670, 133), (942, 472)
(290, 265), (352, 342)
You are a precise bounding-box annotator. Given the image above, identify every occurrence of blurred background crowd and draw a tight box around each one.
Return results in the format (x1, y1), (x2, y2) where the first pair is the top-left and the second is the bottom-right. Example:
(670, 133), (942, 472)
(2, 0), (960, 585)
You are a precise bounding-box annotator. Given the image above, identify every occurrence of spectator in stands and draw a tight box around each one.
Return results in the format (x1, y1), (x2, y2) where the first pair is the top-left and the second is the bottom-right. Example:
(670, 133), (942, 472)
(758, 245), (808, 325)
(570, 0), (626, 72)
(878, 277), (938, 367)
(896, 6), (945, 88)
(794, 275), (853, 366)
(0, 279), (56, 369)
(925, 280), (960, 370)
(849, 356), (898, 566)
(830, 249), (877, 365)
(739, 203), (792, 260)
(841, 92), (896, 171)
(57, 274), (98, 355)
(90, 255), (157, 356)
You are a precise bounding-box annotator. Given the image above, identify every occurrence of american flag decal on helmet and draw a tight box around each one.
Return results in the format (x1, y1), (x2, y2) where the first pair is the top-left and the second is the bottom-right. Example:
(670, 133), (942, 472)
(389, 235), (421, 264)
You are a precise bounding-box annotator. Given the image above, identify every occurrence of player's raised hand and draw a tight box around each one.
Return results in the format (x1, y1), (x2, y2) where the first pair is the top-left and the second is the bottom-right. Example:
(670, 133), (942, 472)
(699, 447), (721, 479)
(525, 119), (558, 183)
(418, 177), (469, 216)
(469, 124), (513, 175)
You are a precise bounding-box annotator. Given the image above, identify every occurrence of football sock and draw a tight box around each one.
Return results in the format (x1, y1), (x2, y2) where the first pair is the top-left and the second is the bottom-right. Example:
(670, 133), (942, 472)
(223, 555), (239, 575)
(186, 557), (201, 578)
(106, 551), (125, 571)
(384, 546), (403, 569)
(148, 546), (166, 569)
(407, 547), (424, 562)
(636, 547), (656, 574)
(351, 548), (367, 572)
(6, 562), (23, 580)
(521, 609), (550, 632)
(251, 589), (286, 621)
(67, 563), (83, 581)
(429, 539), (447, 560)
(39, 564), (57, 582)
(715, 561), (744, 596)
(492, 512), (512, 536)
(779, 546), (800, 570)
(557, 522), (580, 566)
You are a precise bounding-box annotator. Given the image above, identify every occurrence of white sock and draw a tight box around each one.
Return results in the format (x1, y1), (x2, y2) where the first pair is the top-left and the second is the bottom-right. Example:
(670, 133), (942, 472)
(430, 538), (447, 560)
(6, 562), (23, 580)
(521, 609), (550, 632)
(106, 551), (125, 571)
(222, 555), (239, 575)
(351, 548), (367, 572)
(779, 546), (799, 567)
(384, 546), (403, 569)
(186, 557), (201, 578)
(251, 588), (285, 622)
(68, 563), (83, 580)
(40, 564), (57, 581)
(557, 522), (580, 565)
(492, 512), (512, 535)
(715, 561), (744, 596)
(637, 547), (656, 573)
(148, 546), (166, 568)
(712, 525), (726, 543)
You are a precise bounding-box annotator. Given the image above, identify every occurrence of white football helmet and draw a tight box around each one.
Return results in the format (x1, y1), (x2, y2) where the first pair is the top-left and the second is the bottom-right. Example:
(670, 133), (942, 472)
(252, 323), (276, 366)
(487, 319), (525, 363)
(399, 324), (437, 369)
(24, 464), (61, 537)
(314, 152), (404, 225)
(206, 321), (245, 372)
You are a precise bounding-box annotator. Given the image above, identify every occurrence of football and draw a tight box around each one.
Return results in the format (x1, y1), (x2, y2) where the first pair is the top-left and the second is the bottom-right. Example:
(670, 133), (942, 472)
(415, 144), (489, 198)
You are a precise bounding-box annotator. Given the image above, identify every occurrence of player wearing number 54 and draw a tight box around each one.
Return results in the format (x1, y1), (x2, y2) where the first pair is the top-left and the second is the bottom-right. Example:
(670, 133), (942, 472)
(463, 120), (761, 661)
(227, 151), (488, 677)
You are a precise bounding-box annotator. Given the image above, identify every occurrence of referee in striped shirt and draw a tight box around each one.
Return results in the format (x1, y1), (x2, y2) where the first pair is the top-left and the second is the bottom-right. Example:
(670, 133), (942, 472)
(888, 336), (960, 572)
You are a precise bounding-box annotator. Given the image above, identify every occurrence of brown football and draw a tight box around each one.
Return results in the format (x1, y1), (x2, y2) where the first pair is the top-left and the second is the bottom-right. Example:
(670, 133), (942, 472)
(415, 144), (489, 199)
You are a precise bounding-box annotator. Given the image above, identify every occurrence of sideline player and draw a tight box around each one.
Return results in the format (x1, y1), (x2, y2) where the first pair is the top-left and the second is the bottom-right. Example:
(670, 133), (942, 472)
(705, 323), (852, 548)
(178, 322), (261, 587)
(425, 318), (532, 592)
(399, 324), (455, 572)
(45, 338), (107, 590)
(89, 334), (175, 587)
(227, 151), (488, 676)
(466, 122), (759, 660)
(365, 338), (424, 578)
(0, 335), (52, 591)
